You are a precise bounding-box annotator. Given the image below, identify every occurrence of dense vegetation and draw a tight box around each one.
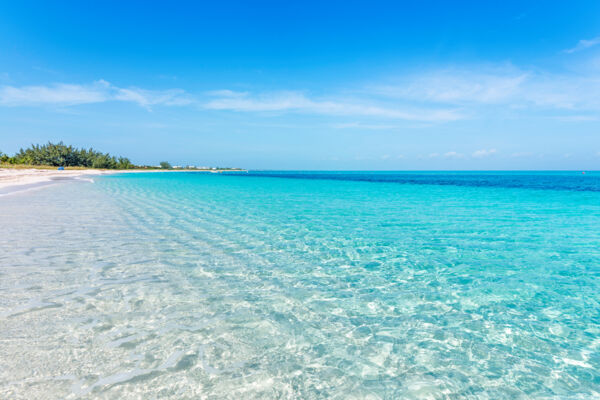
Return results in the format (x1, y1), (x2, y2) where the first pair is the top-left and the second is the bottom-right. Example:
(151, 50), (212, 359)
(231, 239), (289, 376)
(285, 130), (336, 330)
(1, 142), (245, 171)
(0, 142), (135, 169)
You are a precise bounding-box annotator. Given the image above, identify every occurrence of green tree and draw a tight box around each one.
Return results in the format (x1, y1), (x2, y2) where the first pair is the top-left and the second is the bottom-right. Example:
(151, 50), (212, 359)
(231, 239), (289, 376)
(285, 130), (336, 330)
(160, 161), (172, 169)
(91, 153), (117, 169)
(117, 157), (134, 169)
(8, 142), (136, 169)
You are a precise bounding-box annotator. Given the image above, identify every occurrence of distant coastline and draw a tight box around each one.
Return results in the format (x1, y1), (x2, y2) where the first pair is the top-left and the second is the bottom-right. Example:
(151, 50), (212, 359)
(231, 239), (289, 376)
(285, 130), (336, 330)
(1, 141), (244, 172)
(0, 141), (245, 194)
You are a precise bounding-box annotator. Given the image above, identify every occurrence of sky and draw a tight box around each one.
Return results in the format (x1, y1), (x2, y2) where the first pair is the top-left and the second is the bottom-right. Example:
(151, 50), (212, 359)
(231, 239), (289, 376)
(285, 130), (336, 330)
(0, 1), (599, 170)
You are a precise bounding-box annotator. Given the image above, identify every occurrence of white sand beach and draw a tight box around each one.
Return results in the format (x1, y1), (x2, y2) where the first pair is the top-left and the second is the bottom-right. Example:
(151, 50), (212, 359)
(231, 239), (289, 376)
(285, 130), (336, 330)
(0, 168), (244, 194)
(0, 168), (120, 192)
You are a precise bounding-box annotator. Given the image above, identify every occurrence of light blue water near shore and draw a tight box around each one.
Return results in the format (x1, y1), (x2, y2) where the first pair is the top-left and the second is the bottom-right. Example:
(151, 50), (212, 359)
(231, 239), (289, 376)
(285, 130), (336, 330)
(1, 171), (600, 399)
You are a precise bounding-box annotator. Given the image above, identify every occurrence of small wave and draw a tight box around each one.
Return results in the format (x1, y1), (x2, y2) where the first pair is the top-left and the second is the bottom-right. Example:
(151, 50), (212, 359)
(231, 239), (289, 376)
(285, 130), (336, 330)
(76, 177), (95, 183)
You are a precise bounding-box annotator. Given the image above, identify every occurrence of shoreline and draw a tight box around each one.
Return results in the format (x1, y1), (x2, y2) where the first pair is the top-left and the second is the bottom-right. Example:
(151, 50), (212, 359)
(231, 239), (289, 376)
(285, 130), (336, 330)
(0, 168), (121, 195)
(0, 168), (246, 195)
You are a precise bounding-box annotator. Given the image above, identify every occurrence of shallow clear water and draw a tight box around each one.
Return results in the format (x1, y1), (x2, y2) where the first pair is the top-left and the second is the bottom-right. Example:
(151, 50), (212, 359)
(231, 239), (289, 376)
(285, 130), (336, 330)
(1, 171), (600, 399)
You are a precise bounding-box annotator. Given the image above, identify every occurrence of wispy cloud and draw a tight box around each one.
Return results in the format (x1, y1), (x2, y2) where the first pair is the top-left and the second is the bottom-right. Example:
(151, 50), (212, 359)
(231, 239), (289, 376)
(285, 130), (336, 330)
(444, 151), (464, 158)
(3, 62), (600, 122)
(114, 87), (191, 108)
(204, 90), (463, 122)
(564, 37), (600, 54)
(472, 149), (497, 158)
(0, 80), (191, 109)
(205, 89), (248, 98)
(331, 122), (398, 130)
(370, 66), (600, 112)
(374, 69), (527, 104)
(0, 81), (109, 106)
(200, 65), (600, 122)
(426, 149), (497, 159)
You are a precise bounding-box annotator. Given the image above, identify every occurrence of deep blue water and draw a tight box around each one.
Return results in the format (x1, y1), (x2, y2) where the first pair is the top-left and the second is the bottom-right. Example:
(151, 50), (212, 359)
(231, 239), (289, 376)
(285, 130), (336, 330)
(225, 170), (600, 192)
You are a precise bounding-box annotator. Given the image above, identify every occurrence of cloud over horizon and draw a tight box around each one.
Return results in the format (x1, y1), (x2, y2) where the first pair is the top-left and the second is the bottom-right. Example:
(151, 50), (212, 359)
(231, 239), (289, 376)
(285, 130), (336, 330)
(564, 36), (600, 53)
(472, 149), (497, 158)
(1, 62), (599, 124)
(203, 90), (463, 122)
(0, 80), (192, 109)
(371, 66), (600, 112)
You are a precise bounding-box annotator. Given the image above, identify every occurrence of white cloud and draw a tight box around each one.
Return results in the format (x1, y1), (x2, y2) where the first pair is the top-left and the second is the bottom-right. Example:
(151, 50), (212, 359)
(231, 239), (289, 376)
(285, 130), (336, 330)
(370, 66), (600, 112)
(521, 74), (600, 110)
(0, 81), (109, 106)
(375, 70), (527, 104)
(472, 149), (497, 158)
(205, 89), (248, 98)
(0, 80), (191, 109)
(564, 37), (600, 54)
(331, 122), (397, 130)
(114, 87), (191, 109)
(3, 62), (600, 122)
(444, 151), (464, 158)
(204, 91), (309, 112)
(202, 65), (600, 122)
(204, 90), (463, 122)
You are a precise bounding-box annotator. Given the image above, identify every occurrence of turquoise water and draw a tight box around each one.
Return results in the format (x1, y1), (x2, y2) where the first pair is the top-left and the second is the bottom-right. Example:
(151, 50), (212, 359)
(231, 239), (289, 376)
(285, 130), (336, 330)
(1, 171), (600, 399)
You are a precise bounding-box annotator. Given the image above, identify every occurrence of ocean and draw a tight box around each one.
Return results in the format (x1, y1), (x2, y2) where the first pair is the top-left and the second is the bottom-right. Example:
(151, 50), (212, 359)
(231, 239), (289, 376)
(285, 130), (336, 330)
(1, 171), (599, 398)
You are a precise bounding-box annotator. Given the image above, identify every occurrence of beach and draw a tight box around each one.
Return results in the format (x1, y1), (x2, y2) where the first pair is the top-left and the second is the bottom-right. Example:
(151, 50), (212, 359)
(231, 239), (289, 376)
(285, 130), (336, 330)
(0, 168), (120, 192)
(0, 168), (244, 194)
(2, 1), (596, 398)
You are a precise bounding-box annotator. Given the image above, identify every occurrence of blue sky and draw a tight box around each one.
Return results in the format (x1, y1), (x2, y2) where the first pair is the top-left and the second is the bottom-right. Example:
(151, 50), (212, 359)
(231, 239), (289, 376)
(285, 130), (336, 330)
(0, 1), (599, 169)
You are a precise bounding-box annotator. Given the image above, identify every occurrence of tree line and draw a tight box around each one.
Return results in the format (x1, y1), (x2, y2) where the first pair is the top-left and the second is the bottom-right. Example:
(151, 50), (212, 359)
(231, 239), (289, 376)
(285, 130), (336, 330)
(0, 142), (135, 169)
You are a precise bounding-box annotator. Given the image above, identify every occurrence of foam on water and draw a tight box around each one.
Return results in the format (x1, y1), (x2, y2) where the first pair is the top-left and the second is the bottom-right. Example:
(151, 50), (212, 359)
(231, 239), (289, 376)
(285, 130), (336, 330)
(1, 171), (599, 399)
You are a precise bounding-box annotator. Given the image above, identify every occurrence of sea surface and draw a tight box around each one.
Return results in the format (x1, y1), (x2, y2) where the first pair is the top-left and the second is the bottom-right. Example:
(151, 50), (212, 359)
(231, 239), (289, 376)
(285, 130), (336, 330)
(1, 171), (600, 399)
